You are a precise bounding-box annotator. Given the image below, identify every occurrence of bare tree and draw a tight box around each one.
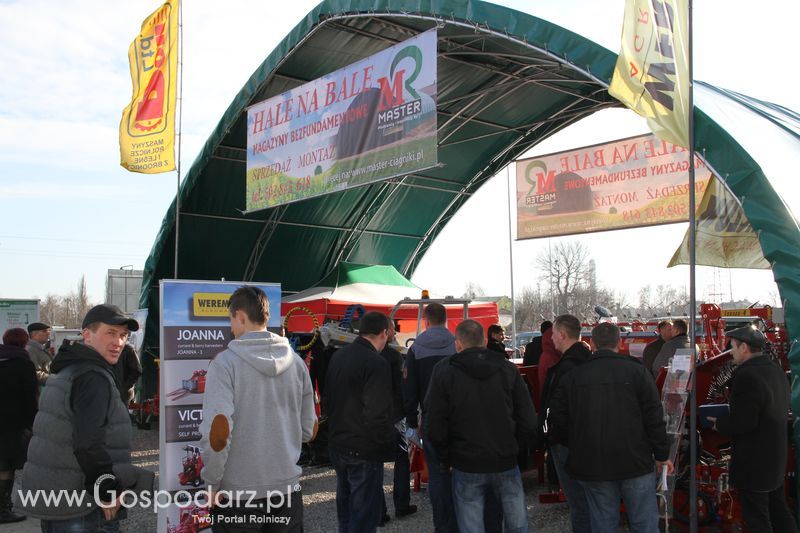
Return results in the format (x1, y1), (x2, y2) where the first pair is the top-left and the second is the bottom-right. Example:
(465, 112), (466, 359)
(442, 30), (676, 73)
(35, 276), (96, 328)
(514, 284), (548, 330)
(535, 240), (591, 315)
(39, 294), (60, 327)
(462, 281), (486, 299)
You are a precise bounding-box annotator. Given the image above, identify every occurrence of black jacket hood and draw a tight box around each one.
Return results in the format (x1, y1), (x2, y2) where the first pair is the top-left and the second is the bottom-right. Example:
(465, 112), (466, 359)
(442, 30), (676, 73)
(51, 342), (113, 374)
(0, 344), (30, 361)
(450, 347), (505, 380)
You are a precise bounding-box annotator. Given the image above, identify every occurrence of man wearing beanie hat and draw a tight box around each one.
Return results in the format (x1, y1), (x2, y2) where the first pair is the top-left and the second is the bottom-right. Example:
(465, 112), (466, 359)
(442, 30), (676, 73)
(18, 304), (150, 531)
(707, 325), (796, 532)
(26, 322), (52, 385)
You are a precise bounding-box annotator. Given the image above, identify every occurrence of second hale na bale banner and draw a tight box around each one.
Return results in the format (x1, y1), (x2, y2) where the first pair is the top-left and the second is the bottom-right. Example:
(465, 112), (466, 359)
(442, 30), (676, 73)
(516, 134), (713, 240)
(246, 30), (438, 212)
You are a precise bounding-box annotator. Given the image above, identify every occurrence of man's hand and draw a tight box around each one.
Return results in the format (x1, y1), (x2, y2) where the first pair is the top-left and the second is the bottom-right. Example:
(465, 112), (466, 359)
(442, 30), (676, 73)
(656, 460), (675, 475)
(706, 416), (717, 431)
(101, 494), (124, 521)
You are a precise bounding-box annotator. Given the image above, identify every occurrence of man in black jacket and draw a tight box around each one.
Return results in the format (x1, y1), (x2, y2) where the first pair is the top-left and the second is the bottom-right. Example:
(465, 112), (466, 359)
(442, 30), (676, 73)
(19, 304), (146, 531)
(486, 324), (507, 356)
(540, 314), (591, 532)
(113, 344), (142, 404)
(523, 320), (551, 366)
(424, 319), (537, 533)
(642, 320), (672, 377)
(550, 322), (672, 533)
(324, 311), (394, 532)
(707, 325), (796, 532)
(378, 320), (416, 524)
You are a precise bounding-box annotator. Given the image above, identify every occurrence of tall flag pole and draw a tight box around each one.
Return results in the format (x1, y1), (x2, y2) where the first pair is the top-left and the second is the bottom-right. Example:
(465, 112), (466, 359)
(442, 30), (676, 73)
(506, 165), (517, 351)
(685, 1), (698, 529)
(174, 0), (183, 279)
(119, 0), (181, 276)
(608, 0), (694, 527)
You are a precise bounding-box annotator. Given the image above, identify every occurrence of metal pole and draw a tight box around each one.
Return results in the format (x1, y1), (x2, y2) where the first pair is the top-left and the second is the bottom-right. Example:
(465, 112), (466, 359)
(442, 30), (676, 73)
(688, 0), (698, 529)
(549, 239), (555, 318)
(174, 0), (184, 280)
(506, 165), (517, 352)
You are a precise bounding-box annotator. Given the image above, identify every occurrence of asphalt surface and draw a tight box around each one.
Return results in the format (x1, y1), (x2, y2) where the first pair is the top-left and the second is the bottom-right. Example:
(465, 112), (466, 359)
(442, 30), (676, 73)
(4, 426), (581, 532)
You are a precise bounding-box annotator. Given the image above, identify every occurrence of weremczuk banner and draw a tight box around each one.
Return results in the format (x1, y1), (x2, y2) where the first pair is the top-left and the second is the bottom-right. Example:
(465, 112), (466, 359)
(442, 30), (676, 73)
(516, 134), (712, 240)
(120, 0), (179, 173)
(668, 177), (769, 269)
(245, 30), (438, 212)
(158, 280), (281, 533)
(609, 0), (690, 148)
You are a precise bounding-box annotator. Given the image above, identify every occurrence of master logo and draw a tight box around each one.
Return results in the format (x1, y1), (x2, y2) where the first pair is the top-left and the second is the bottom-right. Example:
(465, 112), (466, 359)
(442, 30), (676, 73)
(192, 293), (231, 318)
(377, 45), (423, 111)
(522, 160), (593, 215)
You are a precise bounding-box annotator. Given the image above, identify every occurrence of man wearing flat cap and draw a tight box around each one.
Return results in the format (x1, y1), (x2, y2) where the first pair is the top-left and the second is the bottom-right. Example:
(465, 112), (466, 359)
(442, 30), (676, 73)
(26, 322), (53, 385)
(18, 304), (150, 531)
(707, 325), (796, 532)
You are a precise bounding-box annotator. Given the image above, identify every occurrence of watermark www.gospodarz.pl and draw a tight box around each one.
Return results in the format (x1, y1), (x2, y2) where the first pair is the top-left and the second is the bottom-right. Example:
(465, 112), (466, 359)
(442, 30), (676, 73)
(16, 474), (296, 518)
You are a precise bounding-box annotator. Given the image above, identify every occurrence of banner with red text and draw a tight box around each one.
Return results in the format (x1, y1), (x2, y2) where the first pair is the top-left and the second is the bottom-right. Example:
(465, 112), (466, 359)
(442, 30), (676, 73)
(120, 0), (179, 173)
(516, 134), (712, 240)
(245, 30), (438, 212)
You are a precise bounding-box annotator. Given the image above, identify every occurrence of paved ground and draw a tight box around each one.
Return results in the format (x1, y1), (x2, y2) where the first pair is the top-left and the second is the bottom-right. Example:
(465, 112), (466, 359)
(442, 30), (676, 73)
(3, 426), (579, 532)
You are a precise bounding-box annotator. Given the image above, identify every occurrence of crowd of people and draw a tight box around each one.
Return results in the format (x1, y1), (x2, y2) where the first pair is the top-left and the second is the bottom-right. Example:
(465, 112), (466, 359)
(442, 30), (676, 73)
(0, 292), (794, 532)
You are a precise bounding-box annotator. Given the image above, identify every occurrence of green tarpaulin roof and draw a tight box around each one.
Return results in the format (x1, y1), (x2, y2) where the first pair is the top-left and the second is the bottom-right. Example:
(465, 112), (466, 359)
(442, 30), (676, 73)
(314, 262), (417, 289)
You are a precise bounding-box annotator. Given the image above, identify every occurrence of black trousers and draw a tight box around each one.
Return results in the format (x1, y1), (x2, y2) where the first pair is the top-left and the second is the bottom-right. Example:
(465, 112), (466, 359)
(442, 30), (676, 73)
(738, 486), (797, 533)
(211, 490), (303, 533)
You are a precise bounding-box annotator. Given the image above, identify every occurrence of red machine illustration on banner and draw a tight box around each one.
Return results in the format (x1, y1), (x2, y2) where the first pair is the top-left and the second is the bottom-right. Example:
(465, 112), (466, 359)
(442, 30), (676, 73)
(167, 370), (207, 400)
(178, 445), (204, 487)
(166, 504), (211, 533)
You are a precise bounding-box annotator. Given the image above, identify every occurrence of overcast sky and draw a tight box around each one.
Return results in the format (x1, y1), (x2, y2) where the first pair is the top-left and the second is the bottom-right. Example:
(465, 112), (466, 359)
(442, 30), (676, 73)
(0, 0), (797, 314)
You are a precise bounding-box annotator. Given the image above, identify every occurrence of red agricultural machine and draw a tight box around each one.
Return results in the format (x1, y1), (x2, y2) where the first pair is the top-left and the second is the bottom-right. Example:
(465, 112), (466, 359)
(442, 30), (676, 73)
(167, 369), (208, 400)
(527, 303), (791, 530)
(166, 504), (211, 533)
(178, 445), (205, 488)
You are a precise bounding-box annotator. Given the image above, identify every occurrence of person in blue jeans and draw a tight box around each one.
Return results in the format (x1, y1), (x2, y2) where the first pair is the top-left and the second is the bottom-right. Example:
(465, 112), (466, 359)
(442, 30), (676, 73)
(324, 312), (395, 532)
(549, 322), (674, 533)
(540, 314), (592, 532)
(424, 319), (537, 533)
(330, 449), (384, 532)
(402, 303), (458, 532)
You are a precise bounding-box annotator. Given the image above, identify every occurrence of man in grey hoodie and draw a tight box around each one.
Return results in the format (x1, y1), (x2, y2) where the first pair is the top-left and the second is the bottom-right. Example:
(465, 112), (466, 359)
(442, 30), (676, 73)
(200, 286), (317, 532)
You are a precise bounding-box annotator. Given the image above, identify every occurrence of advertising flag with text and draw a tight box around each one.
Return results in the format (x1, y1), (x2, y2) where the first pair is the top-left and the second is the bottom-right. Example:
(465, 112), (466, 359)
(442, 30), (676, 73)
(609, 0), (690, 148)
(515, 134), (712, 240)
(668, 177), (769, 269)
(120, 0), (179, 174)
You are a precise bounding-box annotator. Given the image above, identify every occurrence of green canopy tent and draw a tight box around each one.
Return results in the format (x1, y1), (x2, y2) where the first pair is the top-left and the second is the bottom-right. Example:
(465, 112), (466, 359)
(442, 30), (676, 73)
(138, 1), (800, 467)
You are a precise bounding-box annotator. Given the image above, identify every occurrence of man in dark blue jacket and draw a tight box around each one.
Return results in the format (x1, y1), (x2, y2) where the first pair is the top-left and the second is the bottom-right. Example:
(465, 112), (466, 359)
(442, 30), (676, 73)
(324, 311), (394, 532)
(708, 325), (795, 532)
(550, 322), (672, 533)
(402, 303), (457, 532)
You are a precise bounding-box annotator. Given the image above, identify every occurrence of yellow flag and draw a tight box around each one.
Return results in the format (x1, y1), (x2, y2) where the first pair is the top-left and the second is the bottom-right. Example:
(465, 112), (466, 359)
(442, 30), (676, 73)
(668, 177), (769, 269)
(609, 0), (690, 149)
(119, 0), (179, 173)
